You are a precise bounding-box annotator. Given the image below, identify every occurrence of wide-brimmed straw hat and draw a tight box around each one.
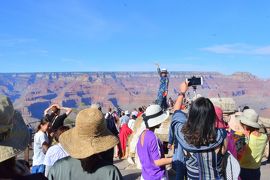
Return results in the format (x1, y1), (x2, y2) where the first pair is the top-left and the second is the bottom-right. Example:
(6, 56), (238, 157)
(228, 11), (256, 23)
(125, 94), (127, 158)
(59, 107), (119, 159)
(0, 95), (29, 162)
(236, 109), (261, 129)
(142, 105), (169, 128)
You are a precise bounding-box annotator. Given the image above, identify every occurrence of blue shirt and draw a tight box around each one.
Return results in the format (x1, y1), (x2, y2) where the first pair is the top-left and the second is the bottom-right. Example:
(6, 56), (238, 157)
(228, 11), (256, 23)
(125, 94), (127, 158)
(120, 115), (129, 126)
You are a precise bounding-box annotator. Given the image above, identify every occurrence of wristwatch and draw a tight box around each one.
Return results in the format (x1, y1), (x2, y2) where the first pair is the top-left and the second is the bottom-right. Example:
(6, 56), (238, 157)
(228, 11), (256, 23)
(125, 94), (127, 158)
(178, 92), (185, 97)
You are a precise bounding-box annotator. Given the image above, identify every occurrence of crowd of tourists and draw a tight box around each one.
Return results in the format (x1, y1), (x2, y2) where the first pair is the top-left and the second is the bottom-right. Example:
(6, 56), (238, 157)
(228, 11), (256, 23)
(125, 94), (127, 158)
(0, 75), (270, 179)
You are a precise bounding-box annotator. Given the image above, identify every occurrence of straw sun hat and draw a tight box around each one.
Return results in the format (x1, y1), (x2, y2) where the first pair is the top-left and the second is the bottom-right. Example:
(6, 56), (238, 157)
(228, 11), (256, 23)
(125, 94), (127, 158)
(0, 95), (29, 162)
(59, 107), (119, 159)
(142, 104), (169, 128)
(236, 109), (261, 129)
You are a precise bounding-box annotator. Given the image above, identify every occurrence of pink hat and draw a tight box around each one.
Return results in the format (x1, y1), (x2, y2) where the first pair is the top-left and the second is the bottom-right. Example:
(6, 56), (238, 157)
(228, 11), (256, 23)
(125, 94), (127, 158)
(215, 106), (227, 129)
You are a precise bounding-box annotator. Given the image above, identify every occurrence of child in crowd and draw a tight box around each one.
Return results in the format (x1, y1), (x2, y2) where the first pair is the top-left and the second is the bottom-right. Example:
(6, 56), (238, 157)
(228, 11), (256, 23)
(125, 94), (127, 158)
(137, 104), (172, 180)
(32, 119), (50, 174)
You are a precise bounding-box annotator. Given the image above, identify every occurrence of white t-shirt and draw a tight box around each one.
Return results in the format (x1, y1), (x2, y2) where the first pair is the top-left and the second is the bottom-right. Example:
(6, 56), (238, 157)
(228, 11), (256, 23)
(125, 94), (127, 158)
(32, 131), (49, 166)
(44, 143), (69, 167)
(128, 119), (136, 131)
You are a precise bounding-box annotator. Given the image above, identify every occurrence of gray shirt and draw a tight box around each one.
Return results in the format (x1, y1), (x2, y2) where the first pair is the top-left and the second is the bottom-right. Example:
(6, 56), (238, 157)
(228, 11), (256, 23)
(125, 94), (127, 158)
(48, 156), (123, 180)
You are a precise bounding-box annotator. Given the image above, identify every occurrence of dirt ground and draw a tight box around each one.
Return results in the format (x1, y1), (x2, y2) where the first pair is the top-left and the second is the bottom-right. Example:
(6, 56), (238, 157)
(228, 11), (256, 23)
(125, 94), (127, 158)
(114, 158), (270, 180)
(20, 149), (270, 179)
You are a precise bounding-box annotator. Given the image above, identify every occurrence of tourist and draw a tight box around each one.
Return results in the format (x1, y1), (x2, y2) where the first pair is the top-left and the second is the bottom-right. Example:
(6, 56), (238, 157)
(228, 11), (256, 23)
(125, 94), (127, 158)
(120, 110), (130, 127)
(214, 106), (238, 159)
(105, 107), (119, 136)
(137, 107), (144, 117)
(137, 104), (172, 180)
(168, 97), (174, 108)
(119, 122), (133, 159)
(128, 115), (136, 131)
(171, 82), (227, 179)
(155, 63), (169, 110)
(237, 109), (268, 180)
(90, 103), (102, 111)
(32, 118), (50, 174)
(44, 126), (70, 177)
(92, 105), (118, 163)
(113, 110), (121, 158)
(0, 95), (47, 179)
(44, 104), (72, 132)
(105, 107), (113, 119)
(131, 108), (138, 117)
(47, 107), (123, 180)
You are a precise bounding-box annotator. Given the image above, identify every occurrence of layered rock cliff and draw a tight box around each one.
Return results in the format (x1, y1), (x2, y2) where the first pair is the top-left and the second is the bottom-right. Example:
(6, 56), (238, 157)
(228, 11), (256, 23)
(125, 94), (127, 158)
(0, 72), (269, 123)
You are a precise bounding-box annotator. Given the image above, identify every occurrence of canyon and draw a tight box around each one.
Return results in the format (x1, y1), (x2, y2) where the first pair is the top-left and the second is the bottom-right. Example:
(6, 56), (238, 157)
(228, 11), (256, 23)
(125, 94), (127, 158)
(0, 72), (269, 124)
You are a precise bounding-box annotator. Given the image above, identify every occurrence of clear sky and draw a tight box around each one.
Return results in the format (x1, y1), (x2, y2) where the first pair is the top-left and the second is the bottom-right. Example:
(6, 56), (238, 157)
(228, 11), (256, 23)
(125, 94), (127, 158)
(0, 0), (270, 78)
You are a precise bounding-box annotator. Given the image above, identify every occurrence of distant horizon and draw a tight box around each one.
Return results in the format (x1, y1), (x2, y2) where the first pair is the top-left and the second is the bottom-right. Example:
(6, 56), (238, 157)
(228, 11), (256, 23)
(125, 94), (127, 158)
(0, 70), (267, 79)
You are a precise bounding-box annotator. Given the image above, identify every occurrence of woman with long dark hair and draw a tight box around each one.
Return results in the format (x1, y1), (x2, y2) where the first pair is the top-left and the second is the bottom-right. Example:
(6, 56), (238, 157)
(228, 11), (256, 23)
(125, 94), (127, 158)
(171, 82), (227, 180)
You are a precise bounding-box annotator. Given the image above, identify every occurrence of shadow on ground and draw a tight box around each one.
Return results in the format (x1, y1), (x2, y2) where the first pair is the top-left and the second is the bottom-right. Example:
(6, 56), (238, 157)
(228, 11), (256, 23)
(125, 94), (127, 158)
(123, 172), (141, 180)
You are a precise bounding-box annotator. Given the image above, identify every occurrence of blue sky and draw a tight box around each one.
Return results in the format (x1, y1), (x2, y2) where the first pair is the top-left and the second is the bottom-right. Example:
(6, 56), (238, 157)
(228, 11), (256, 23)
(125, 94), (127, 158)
(0, 0), (270, 78)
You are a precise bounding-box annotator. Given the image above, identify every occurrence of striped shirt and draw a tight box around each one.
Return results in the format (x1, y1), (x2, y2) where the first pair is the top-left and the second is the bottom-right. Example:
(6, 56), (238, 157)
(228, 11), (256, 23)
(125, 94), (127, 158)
(185, 150), (223, 180)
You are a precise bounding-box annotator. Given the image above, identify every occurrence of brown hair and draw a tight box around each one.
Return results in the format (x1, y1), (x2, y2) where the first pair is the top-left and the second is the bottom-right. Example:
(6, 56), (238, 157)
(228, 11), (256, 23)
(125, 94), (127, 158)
(51, 106), (60, 114)
(36, 118), (50, 132)
(54, 126), (70, 142)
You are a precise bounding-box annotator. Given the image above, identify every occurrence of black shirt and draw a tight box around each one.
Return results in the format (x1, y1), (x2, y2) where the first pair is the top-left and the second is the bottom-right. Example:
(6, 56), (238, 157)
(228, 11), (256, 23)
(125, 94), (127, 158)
(46, 113), (67, 131)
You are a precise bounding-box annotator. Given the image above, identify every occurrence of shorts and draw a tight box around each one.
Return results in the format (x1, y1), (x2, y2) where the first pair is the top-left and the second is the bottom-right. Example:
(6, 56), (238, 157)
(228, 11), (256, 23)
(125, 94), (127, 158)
(31, 164), (45, 174)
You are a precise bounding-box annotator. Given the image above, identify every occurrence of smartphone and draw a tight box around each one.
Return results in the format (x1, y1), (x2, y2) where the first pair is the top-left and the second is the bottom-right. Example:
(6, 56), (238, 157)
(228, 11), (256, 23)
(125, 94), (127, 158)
(186, 77), (203, 87)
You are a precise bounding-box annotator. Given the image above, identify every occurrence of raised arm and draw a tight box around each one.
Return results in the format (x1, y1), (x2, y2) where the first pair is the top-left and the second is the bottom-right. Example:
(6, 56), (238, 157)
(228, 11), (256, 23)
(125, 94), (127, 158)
(155, 63), (161, 76)
(60, 106), (73, 116)
(174, 81), (189, 111)
(44, 104), (58, 116)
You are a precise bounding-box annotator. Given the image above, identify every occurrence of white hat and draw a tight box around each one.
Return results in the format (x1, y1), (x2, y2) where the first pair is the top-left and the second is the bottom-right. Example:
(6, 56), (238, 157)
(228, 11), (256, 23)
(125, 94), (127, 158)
(142, 104), (169, 128)
(125, 110), (130, 115)
(236, 109), (261, 129)
(161, 69), (168, 73)
(131, 111), (138, 117)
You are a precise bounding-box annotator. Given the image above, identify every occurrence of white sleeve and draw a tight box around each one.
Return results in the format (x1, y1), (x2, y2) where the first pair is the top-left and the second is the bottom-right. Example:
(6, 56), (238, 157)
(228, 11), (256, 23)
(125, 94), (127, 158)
(105, 113), (109, 119)
(45, 165), (52, 177)
(39, 132), (48, 145)
(43, 148), (51, 166)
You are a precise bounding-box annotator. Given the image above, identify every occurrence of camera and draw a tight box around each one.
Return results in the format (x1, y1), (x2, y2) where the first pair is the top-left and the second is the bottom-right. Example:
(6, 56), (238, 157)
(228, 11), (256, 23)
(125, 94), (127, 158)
(186, 76), (203, 87)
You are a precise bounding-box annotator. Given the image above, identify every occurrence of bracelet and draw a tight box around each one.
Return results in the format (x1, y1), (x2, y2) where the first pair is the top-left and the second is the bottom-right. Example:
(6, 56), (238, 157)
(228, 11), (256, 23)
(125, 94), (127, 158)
(178, 92), (185, 97)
